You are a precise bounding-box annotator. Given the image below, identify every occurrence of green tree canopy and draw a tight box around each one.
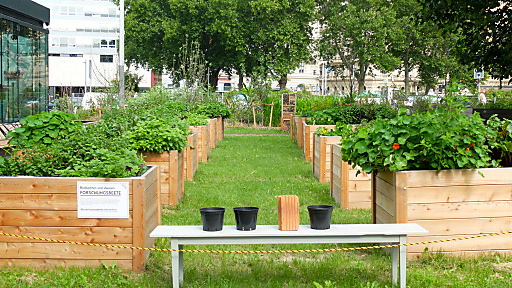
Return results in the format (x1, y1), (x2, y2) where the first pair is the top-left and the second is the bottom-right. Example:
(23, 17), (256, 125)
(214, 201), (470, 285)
(317, 0), (400, 97)
(124, 0), (315, 90)
(422, 0), (512, 81)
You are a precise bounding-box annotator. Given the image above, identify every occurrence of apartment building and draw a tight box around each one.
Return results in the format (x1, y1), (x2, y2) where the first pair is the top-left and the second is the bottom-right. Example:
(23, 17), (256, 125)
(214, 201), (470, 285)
(32, 0), (151, 100)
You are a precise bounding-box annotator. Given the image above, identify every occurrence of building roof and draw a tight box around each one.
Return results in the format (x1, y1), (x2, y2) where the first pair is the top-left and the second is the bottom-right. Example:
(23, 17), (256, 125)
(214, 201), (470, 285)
(0, 0), (50, 32)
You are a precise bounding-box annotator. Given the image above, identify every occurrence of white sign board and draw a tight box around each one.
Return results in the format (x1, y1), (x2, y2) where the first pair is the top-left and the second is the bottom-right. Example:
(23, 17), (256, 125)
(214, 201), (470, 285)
(77, 182), (130, 218)
(474, 69), (484, 79)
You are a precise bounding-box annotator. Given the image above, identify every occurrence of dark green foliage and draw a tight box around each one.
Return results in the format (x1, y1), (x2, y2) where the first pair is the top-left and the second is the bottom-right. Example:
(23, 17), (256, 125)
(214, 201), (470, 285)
(124, 116), (188, 153)
(340, 96), (496, 174)
(7, 111), (83, 146)
(306, 104), (398, 125)
(1, 125), (146, 178)
(196, 101), (232, 118)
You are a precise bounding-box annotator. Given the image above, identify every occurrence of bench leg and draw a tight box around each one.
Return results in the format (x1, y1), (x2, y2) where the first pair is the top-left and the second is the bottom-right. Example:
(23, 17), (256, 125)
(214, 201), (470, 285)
(399, 235), (406, 288)
(391, 245), (398, 285)
(171, 241), (183, 288)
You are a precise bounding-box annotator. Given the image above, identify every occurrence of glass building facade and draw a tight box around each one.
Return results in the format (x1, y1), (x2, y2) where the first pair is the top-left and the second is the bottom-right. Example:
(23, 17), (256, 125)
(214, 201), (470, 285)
(0, 0), (50, 123)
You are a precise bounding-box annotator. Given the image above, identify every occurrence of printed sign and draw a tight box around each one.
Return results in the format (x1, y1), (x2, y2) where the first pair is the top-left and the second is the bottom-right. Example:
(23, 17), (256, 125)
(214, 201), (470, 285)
(77, 182), (129, 218)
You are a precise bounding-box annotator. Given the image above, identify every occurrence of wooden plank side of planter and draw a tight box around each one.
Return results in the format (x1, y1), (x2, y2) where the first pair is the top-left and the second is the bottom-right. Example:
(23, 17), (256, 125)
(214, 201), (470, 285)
(407, 233), (512, 255)
(313, 135), (341, 183)
(303, 124), (335, 162)
(0, 259), (133, 270)
(190, 125), (207, 163)
(296, 118), (307, 148)
(143, 151), (183, 206)
(401, 168), (512, 187)
(184, 133), (197, 181)
(216, 117), (224, 141)
(207, 119), (216, 151)
(373, 169), (512, 256)
(290, 115), (296, 141)
(330, 144), (372, 210)
(0, 166), (159, 271)
(313, 134), (321, 179)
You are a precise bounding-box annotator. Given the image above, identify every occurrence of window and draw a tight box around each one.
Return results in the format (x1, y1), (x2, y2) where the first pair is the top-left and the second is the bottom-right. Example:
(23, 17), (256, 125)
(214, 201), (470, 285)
(100, 39), (107, 48)
(298, 63), (305, 73)
(100, 55), (113, 63)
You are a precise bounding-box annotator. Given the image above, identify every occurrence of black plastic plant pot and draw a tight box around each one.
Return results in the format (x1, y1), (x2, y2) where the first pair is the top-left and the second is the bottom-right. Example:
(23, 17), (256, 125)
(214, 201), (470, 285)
(233, 207), (259, 231)
(308, 205), (334, 230)
(200, 207), (226, 231)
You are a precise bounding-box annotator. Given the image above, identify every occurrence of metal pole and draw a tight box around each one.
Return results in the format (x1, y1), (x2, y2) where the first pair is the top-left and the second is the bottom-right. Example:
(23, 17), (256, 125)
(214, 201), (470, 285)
(119, 0), (125, 106)
(84, 60), (87, 94)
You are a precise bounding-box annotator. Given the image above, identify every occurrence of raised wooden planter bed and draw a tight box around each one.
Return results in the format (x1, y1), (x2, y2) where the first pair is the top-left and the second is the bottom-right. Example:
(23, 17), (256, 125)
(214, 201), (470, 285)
(143, 151), (184, 206)
(216, 117), (224, 142)
(303, 123), (335, 162)
(184, 133), (198, 181)
(189, 125), (208, 163)
(206, 119), (217, 155)
(313, 134), (341, 183)
(290, 114), (297, 141)
(330, 144), (372, 209)
(372, 168), (512, 258)
(0, 165), (160, 272)
(295, 117), (308, 148)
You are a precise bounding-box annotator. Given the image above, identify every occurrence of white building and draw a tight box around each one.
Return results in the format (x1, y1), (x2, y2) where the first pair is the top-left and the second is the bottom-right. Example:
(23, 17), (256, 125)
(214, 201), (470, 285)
(32, 0), (151, 99)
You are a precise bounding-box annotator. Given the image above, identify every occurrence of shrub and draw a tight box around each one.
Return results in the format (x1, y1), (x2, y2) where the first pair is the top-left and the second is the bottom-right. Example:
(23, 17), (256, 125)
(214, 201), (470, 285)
(340, 96), (496, 174)
(124, 116), (188, 153)
(196, 101), (232, 118)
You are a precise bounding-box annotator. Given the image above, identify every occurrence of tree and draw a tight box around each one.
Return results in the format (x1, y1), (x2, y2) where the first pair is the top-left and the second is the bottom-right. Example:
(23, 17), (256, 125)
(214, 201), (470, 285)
(124, 0), (316, 91)
(125, 0), (240, 89)
(317, 0), (400, 97)
(422, 0), (512, 81)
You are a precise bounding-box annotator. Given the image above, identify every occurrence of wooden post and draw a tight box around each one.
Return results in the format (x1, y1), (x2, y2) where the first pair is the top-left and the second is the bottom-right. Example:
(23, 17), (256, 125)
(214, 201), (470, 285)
(252, 103), (257, 128)
(269, 102), (274, 128)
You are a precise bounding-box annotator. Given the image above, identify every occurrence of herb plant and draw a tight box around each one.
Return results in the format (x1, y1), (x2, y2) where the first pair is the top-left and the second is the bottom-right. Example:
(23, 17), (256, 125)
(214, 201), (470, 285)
(124, 117), (188, 153)
(6, 111), (83, 145)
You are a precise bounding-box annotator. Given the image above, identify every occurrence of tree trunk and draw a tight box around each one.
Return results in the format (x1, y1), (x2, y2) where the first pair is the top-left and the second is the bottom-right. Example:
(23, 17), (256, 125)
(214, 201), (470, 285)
(279, 74), (288, 91)
(404, 63), (410, 95)
(209, 68), (220, 91)
(357, 65), (366, 95)
(238, 73), (244, 91)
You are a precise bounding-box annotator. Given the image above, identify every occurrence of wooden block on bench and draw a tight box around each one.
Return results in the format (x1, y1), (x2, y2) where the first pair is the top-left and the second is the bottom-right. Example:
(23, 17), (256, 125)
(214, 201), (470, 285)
(278, 195), (300, 231)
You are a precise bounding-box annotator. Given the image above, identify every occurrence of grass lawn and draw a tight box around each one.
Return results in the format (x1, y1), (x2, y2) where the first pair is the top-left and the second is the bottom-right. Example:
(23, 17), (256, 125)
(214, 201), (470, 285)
(1, 127), (511, 287)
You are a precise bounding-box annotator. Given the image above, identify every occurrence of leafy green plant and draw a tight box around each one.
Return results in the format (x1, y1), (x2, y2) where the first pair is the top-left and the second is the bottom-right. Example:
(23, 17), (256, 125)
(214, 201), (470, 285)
(306, 104), (397, 125)
(340, 97), (496, 174)
(486, 115), (512, 167)
(6, 111), (82, 145)
(196, 101), (232, 118)
(2, 125), (146, 178)
(124, 117), (188, 153)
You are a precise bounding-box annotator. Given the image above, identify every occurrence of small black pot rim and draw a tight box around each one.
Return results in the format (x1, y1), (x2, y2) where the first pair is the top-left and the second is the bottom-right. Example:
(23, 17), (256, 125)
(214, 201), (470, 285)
(307, 205), (334, 210)
(233, 207), (259, 212)
(200, 207), (226, 213)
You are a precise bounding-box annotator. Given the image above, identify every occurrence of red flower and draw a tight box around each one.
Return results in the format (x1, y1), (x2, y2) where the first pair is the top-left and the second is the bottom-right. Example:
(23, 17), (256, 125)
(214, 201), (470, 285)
(471, 143), (475, 148)
(466, 147), (470, 151)
(392, 143), (400, 150)
(422, 158), (426, 161)
(454, 145), (458, 150)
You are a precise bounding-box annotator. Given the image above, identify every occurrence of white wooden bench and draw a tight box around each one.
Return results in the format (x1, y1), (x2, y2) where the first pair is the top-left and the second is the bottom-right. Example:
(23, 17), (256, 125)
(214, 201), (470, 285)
(150, 223), (428, 288)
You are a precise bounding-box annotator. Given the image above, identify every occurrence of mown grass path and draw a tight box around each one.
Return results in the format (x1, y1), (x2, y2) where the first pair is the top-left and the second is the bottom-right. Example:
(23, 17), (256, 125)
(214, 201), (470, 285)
(147, 128), (512, 288)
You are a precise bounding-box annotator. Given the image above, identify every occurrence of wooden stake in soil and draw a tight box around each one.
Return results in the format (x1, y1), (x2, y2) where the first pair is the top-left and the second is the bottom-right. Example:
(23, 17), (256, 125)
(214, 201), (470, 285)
(278, 195), (300, 231)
